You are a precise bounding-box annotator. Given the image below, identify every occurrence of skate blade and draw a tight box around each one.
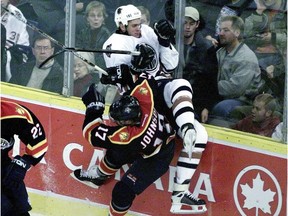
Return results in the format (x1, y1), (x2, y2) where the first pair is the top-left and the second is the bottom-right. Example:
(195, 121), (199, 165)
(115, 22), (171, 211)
(70, 172), (100, 189)
(170, 203), (207, 214)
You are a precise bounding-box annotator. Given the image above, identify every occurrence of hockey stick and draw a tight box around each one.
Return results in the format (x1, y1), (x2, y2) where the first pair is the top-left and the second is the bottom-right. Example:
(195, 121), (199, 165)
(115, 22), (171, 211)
(38, 47), (140, 71)
(1, 6), (139, 75)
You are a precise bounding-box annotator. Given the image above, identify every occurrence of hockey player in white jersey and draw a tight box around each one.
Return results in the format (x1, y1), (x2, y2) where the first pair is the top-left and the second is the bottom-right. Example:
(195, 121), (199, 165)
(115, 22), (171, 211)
(100, 4), (207, 214)
(103, 4), (179, 77)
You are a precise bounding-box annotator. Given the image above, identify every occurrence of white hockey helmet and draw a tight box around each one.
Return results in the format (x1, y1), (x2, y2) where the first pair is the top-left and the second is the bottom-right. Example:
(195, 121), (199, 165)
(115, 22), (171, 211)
(114, 4), (141, 27)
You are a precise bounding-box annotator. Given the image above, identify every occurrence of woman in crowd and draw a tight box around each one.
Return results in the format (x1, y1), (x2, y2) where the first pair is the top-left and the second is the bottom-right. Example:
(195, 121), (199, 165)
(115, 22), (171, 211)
(75, 1), (111, 70)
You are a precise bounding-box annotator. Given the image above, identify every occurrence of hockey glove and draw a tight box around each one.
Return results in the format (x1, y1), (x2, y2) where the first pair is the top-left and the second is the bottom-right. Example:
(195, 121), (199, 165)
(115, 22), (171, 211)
(181, 123), (196, 160)
(3, 155), (31, 189)
(130, 43), (155, 74)
(101, 64), (133, 86)
(154, 19), (176, 47)
(82, 84), (105, 116)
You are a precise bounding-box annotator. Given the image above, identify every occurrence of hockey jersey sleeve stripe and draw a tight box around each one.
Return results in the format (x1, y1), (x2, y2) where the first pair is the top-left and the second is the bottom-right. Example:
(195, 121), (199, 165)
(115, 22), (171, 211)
(83, 118), (102, 146)
(25, 139), (48, 158)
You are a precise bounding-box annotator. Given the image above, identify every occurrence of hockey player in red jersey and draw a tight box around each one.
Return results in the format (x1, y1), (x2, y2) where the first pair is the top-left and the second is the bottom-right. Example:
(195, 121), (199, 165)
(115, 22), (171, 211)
(72, 81), (176, 216)
(1, 100), (48, 216)
(100, 43), (208, 214)
(101, 5), (208, 213)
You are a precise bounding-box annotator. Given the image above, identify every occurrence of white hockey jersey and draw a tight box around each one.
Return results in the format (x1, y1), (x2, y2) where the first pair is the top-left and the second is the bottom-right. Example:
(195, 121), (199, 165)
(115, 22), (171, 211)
(1, 4), (30, 48)
(102, 24), (179, 76)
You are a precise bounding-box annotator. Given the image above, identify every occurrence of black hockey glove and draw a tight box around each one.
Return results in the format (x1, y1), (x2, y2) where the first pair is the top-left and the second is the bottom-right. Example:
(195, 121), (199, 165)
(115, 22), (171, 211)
(154, 19), (176, 47)
(130, 43), (155, 74)
(82, 84), (105, 116)
(101, 64), (133, 86)
(3, 155), (31, 189)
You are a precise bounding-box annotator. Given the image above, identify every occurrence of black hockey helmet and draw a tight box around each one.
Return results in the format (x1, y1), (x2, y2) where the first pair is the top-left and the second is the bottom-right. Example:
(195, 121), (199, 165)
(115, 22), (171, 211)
(109, 95), (142, 126)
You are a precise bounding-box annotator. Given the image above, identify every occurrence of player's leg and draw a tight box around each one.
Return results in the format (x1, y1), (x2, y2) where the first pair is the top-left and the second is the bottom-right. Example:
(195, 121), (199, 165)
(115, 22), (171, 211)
(109, 141), (175, 216)
(161, 79), (208, 212)
(171, 120), (208, 214)
(71, 149), (135, 188)
(163, 79), (196, 136)
(1, 187), (32, 216)
(1, 191), (15, 216)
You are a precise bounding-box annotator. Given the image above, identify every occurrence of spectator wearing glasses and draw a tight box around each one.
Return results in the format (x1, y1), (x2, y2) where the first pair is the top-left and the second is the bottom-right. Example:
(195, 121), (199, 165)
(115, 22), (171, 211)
(9, 35), (64, 94)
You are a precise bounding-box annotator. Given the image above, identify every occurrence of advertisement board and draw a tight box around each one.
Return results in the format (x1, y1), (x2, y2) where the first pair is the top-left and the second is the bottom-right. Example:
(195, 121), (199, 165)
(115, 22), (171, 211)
(1, 85), (287, 216)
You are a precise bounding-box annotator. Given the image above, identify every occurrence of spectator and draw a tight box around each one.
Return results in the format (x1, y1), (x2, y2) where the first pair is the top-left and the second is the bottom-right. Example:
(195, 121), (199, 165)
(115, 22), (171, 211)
(75, 1), (111, 70)
(73, 52), (105, 97)
(1, 0), (30, 82)
(182, 6), (220, 123)
(231, 93), (281, 138)
(23, 0), (65, 35)
(210, 15), (263, 123)
(244, 0), (286, 70)
(9, 35), (64, 94)
(53, 0), (97, 44)
(137, 5), (150, 26)
(244, 0), (286, 113)
(63, 0), (96, 31)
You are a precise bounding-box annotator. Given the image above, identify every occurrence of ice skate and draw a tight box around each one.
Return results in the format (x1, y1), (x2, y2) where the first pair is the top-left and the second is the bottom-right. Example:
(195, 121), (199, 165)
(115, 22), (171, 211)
(70, 165), (108, 189)
(170, 180), (207, 214)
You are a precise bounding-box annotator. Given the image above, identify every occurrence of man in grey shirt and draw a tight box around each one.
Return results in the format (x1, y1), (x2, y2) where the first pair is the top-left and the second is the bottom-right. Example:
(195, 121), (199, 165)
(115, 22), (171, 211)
(10, 35), (63, 94)
(211, 15), (263, 120)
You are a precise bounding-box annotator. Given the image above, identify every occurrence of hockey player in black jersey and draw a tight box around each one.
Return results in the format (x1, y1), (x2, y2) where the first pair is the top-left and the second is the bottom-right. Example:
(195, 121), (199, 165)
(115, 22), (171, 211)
(1, 100), (48, 216)
(71, 81), (176, 216)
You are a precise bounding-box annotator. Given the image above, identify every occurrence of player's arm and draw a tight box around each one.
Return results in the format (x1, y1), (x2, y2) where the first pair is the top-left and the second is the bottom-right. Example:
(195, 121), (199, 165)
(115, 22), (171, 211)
(17, 110), (48, 166)
(101, 43), (156, 87)
(153, 19), (179, 71)
(81, 84), (130, 150)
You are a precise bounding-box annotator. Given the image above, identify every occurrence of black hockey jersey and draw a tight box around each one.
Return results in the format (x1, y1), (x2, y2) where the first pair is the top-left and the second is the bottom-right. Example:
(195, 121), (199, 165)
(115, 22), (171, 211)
(83, 79), (175, 158)
(1, 100), (48, 166)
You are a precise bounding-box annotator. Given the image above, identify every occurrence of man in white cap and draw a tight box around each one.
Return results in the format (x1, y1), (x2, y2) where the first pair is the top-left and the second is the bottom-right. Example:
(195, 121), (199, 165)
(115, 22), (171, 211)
(182, 6), (220, 124)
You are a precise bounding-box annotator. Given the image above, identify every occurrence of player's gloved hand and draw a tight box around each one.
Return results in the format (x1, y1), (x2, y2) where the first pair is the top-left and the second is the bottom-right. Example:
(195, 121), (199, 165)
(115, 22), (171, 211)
(130, 43), (155, 74)
(3, 155), (31, 189)
(101, 64), (132, 86)
(154, 19), (176, 47)
(82, 84), (105, 116)
(181, 123), (196, 160)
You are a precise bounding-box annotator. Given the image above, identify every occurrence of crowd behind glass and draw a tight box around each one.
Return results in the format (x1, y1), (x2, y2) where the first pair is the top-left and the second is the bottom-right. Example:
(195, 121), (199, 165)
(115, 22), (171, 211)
(1, 0), (286, 142)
